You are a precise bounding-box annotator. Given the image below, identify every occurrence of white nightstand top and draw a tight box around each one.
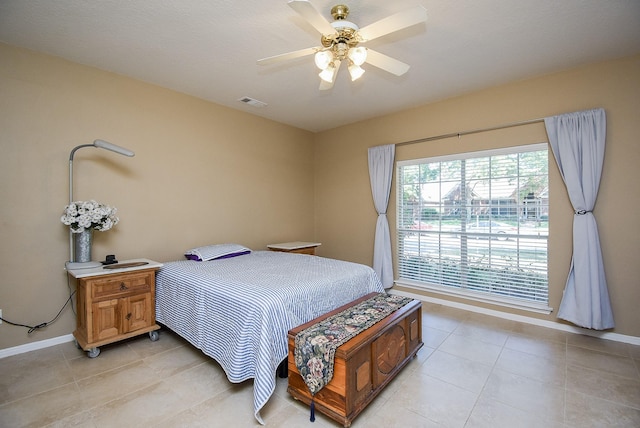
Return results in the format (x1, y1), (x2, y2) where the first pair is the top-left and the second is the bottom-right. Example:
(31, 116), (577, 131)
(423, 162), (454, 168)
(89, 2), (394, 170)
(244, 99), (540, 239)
(266, 241), (321, 251)
(66, 258), (163, 278)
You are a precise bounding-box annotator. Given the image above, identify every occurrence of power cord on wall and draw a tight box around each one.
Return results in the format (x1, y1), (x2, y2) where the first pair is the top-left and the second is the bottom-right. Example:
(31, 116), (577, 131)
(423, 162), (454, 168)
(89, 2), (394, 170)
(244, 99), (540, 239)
(1, 276), (77, 335)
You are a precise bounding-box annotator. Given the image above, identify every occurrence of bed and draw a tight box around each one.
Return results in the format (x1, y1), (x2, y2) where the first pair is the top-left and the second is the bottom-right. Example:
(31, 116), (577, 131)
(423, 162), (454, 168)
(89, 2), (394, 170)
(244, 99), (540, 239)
(154, 247), (384, 424)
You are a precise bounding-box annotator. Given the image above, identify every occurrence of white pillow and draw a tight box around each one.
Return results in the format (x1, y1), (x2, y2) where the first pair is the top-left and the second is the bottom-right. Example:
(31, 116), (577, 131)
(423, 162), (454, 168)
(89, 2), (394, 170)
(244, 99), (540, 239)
(184, 243), (251, 261)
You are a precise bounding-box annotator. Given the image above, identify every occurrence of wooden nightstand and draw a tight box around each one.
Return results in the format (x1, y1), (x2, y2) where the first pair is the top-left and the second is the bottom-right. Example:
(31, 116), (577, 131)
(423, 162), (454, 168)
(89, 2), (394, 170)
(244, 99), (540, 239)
(267, 241), (321, 255)
(67, 258), (163, 358)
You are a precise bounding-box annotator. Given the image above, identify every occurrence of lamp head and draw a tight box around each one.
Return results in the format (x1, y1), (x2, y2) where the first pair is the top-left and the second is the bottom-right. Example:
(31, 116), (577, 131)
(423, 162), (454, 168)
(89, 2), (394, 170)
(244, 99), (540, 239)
(93, 139), (135, 157)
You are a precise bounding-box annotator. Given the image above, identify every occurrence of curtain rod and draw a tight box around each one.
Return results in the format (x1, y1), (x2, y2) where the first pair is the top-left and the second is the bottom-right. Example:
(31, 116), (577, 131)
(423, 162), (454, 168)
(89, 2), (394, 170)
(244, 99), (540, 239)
(396, 117), (545, 147)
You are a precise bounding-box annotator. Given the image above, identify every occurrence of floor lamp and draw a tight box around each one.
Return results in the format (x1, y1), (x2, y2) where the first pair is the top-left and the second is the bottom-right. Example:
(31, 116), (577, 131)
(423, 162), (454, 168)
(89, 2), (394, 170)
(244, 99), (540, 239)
(66, 139), (135, 270)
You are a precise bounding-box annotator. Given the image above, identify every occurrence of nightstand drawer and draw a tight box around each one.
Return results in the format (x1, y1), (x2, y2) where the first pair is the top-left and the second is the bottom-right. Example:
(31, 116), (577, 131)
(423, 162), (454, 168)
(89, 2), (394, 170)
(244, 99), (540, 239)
(91, 271), (152, 300)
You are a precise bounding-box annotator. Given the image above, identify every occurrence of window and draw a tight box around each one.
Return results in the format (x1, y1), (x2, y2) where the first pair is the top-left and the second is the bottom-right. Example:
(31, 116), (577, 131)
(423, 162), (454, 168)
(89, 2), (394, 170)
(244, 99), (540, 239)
(396, 144), (549, 312)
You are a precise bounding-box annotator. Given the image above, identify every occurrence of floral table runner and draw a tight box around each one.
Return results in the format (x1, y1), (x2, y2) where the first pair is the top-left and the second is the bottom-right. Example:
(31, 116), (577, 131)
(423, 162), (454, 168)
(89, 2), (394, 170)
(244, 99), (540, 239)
(294, 293), (412, 397)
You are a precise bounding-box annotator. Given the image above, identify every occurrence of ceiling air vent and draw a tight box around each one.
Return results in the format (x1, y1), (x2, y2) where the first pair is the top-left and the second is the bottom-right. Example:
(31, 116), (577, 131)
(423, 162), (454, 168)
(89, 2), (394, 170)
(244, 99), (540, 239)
(238, 96), (267, 108)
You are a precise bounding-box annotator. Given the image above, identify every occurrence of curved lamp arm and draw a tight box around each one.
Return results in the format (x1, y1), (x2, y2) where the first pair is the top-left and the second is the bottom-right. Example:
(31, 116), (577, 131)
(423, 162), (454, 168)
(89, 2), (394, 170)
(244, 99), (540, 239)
(69, 139), (135, 204)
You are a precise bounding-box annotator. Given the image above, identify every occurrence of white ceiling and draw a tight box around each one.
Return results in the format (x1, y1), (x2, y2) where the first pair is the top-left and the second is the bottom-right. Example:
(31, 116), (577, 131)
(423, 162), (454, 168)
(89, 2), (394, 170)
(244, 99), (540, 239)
(1, 0), (639, 132)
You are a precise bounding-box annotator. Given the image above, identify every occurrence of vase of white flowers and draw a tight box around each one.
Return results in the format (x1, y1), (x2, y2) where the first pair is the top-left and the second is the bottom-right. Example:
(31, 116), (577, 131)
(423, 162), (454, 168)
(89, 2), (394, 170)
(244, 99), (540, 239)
(61, 200), (119, 262)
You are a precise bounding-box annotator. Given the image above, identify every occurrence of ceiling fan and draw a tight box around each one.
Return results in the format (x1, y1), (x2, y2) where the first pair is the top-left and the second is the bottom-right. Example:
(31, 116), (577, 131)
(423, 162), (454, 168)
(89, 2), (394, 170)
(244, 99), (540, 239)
(257, 0), (428, 90)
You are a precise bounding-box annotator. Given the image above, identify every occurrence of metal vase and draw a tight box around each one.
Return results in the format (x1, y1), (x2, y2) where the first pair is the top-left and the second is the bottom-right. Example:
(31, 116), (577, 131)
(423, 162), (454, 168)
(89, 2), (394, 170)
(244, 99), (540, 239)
(73, 229), (94, 262)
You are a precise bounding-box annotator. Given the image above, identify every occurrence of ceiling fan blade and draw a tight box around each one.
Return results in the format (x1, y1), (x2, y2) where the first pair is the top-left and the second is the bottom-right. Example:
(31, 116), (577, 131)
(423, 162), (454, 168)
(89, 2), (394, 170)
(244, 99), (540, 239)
(365, 49), (410, 76)
(358, 6), (427, 42)
(319, 60), (341, 90)
(288, 0), (336, 35)
(257, 47), (318, 65)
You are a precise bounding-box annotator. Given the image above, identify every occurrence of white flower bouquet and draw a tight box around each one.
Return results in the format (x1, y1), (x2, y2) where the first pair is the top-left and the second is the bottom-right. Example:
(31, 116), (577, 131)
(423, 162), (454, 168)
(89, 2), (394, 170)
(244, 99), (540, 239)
(61, 200), (119, 233)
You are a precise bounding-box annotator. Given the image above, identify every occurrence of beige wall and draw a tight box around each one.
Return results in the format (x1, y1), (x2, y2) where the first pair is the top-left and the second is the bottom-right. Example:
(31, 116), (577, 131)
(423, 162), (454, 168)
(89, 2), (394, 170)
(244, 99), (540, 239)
(1, 42), (638, 351)
(0, 43), (315, 350)
(314, 55), (640, 337)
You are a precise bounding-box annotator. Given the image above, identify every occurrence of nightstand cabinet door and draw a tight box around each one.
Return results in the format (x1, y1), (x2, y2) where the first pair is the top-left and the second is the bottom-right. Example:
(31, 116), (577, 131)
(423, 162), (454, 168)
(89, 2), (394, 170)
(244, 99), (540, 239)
(125, 292), (153, 332)
(93, 298), (121, 342)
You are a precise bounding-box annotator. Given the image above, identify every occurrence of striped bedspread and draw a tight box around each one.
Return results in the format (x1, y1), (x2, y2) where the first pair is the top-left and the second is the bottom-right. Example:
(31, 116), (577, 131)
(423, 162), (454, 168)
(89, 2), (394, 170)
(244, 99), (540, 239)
(155, 251), (384, 424)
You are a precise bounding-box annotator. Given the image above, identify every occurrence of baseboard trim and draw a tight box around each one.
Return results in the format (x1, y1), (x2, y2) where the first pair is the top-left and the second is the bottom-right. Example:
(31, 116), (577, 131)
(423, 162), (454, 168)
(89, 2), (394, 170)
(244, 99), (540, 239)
(390, 289), (640, 346)
(0, 334), (75, 359)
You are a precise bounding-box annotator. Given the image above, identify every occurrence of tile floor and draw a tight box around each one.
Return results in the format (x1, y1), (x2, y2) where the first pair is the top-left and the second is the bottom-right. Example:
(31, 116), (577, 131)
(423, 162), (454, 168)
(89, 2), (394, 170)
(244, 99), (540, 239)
(1, 301), (640, 427)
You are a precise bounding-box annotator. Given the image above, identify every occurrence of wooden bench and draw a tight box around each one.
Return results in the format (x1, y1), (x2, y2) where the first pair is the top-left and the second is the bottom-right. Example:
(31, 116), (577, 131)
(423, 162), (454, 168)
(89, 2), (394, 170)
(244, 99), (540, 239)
(287, 292), (423, 427)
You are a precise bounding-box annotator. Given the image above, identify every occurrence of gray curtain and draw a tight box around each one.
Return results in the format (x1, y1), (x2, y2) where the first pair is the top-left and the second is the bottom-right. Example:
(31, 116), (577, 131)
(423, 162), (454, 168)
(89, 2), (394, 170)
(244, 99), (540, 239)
(544, 108), (614, 329)
(368, 144), (395, 288)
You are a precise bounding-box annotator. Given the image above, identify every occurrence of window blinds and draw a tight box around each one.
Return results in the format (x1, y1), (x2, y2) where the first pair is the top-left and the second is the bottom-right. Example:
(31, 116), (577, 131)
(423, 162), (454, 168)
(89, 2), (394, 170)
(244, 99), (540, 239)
(396, 144), (549, 307)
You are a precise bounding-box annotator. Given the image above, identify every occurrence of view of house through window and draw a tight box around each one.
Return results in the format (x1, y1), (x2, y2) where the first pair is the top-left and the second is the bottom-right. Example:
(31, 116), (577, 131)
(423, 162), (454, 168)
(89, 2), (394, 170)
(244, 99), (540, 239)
(396, 143), (549, 310)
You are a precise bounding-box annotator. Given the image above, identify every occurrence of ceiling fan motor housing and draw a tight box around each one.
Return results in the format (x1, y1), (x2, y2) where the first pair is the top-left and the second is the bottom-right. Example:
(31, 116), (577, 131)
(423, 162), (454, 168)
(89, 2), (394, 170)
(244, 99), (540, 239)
(321, 4), (361, 59)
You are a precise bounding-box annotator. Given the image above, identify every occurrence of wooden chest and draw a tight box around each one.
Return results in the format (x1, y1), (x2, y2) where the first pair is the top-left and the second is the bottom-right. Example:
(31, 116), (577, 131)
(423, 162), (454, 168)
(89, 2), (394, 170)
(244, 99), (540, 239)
(287, 293), (423, 427)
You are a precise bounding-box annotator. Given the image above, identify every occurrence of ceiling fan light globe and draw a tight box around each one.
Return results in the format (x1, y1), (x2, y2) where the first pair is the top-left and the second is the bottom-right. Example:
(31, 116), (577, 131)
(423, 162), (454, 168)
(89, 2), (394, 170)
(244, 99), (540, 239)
(348, 63), (365, 81)
(314, 51), (333, 70)
(348, 47), (367, 66)
(319, 66), (335, 83)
